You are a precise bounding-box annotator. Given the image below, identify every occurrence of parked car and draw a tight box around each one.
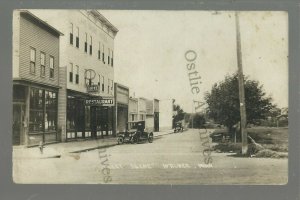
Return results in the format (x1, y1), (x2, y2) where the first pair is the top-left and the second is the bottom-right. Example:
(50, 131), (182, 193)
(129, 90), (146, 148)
(174, 122), (184, 133)
(117, 121), (153, 144)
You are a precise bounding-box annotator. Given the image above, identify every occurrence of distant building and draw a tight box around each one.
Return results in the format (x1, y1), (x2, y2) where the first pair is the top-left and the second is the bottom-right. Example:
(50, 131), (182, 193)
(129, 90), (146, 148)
(159, 99), (173, 131)
(128, 97), (159, 132)
(145, 99), (160, 132)
(13, 10), (63, 145)
(129, 97), (138, 122)
(138, 97), (147, 121)
(114, 83), (129, 134)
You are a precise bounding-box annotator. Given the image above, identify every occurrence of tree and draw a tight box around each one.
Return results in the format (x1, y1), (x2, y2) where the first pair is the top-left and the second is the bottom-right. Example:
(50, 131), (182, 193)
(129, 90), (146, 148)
(172, 101), (186, 128)
(188, 113), (206, 128)
(205, 72), (275, 135)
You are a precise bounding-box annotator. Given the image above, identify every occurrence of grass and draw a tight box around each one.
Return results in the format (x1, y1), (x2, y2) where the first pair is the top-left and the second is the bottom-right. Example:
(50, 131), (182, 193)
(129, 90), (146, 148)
(247, 127), (288, 152)
(211, 127), (288, 158)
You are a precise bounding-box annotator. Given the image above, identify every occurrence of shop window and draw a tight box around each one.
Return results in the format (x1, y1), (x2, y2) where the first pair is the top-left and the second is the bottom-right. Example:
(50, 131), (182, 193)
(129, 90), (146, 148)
(67, 96), (76, 131)
(70, 23), (73, 45)
(30, 48), (36, 74)
(85, 106), (91, 130)
(40, 52), (45, 77)
(29, 88), (57, 132)
(76, 27), (79, 48)
(45, 91), (57, 131)
(49, 56), (54, 79)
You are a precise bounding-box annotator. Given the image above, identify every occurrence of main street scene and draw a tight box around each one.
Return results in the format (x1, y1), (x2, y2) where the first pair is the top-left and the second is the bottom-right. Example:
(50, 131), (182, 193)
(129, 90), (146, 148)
(12, 10), (288, 184)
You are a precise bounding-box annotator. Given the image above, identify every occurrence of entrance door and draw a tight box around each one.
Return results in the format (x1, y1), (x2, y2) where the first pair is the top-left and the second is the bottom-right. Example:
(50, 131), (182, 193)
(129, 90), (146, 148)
(154, 112), (159, 132)
(13, 104), (25, 145)
(90, 106), (97, 138)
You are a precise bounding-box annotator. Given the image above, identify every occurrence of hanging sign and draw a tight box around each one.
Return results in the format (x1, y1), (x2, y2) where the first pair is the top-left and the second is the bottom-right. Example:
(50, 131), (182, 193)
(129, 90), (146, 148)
(85, 97), (114, 106)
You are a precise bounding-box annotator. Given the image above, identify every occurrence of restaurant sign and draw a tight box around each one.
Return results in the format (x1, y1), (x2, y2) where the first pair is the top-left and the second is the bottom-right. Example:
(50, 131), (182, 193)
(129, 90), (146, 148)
(85, 97), (114, 107)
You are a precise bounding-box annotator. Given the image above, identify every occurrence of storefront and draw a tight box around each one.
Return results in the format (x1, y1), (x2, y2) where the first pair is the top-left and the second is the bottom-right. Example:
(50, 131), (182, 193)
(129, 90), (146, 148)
(66, 90), (114, 140)
(114, 83), (129, 135)
(13, 82), (59, 146)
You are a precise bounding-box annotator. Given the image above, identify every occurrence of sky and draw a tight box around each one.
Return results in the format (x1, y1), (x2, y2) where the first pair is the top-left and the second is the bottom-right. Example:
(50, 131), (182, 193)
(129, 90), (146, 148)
(99, 10), (288, 113)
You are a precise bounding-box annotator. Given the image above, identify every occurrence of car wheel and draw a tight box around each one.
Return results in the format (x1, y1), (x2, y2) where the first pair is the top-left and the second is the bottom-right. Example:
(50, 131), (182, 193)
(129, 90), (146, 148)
(148, 134), (153, 143)
(117, 137), (124, 144)
(130, 137), (136, 144)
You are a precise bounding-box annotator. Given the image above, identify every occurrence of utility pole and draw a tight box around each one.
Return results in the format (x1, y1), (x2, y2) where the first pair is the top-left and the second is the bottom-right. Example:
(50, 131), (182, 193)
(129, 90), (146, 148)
(235, 11), (248, 154)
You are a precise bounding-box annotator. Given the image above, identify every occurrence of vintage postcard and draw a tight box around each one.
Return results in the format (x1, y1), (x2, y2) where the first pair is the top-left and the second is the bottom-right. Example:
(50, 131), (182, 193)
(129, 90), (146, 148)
(12, 9), (288, 184)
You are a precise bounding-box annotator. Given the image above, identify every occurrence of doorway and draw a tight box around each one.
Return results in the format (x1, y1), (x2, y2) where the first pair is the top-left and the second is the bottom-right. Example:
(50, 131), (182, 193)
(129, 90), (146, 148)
(13, 103), (25, 145)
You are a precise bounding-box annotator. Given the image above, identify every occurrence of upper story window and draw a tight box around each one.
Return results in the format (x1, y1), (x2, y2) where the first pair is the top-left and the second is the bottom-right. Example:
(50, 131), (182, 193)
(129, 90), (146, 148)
(98, 74), (101, 86)
(84, 33), (88, 53)
(98, 42), (101, 60)
(111, 50), (114, 67)
(101, 75), (105, 92)
(69, 63), (73, 83)
(76, 27), (79, 48)
(75, 65), (79, 84)
(107, 78), (110, 94)
(30, 48), (36, 74)
(85, 70), (92, 86)
(108, 48), (110, 65)
(49, 56), (54, 79)
(70, 23), (73, 45)
(40, 52), (46, 77)
(89, 36), (92, 55)
(102, 44), (105, 64)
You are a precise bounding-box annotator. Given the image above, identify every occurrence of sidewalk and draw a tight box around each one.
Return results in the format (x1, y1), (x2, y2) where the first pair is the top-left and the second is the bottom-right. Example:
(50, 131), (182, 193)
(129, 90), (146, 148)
(13, 130), (173, 159)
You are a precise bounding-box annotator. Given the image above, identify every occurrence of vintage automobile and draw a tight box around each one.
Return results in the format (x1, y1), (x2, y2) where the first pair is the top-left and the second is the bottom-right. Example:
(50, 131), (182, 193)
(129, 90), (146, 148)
(117, 121), (154, 144)
(174, 121), (184, 133)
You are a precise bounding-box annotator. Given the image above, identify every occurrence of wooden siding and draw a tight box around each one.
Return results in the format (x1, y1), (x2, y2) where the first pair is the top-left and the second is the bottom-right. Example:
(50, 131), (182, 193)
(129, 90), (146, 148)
(19, 14), (59, 87)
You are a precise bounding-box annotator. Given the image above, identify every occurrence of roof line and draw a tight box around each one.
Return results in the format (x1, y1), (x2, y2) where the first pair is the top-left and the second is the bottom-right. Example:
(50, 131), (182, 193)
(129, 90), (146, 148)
(18, 9), (64, 36)
(89, 10), (119, 34)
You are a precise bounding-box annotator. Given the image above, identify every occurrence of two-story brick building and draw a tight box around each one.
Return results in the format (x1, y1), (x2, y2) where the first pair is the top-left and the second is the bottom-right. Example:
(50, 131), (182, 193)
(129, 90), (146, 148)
(13, 10), (63, 145)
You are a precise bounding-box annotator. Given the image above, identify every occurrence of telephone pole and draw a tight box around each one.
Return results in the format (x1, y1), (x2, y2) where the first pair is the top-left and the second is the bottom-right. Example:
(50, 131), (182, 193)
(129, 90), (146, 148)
(235, 11), (248, 154)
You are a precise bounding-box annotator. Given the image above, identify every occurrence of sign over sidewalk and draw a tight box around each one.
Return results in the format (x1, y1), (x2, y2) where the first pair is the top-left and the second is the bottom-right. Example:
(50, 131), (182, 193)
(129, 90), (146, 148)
(85, 97), (114, 106)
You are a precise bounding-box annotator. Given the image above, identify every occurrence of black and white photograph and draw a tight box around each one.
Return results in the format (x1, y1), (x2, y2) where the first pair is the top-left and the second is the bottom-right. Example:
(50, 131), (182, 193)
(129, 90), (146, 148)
(12, 9), (288, 184)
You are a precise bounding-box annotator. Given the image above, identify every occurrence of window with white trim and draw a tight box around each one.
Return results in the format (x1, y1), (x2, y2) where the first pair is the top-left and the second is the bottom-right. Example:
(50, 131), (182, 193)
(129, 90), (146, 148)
(40, 52), (45, 77)
(76, 27), (79, 48)
(49, 56), (54, 79)
(69, 63), (73, 83)
(70, 23), (73, 45)
(30, 48), (36, 74)
(75, 65), (79, 84)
